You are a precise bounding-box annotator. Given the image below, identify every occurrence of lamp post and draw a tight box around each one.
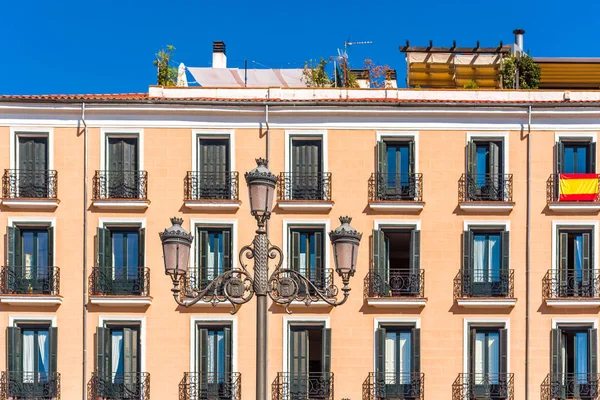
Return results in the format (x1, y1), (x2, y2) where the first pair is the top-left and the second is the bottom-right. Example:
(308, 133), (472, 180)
(160, 158), (362, 400)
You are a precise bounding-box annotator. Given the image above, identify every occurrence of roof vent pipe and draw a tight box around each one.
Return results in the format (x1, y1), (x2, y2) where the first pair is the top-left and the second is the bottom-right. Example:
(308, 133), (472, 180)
(212, 41), (227, 68)
(513, 29), (525, 54)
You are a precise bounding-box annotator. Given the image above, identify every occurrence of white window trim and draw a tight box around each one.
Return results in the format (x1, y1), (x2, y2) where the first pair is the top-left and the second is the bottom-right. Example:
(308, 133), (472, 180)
(99, 128), (144, 171)
(99, 218), (146, 229)
(372, 317), (421, 372)
(9, 315), (57, 327)
(551, 220), (599, 273)
(463, 220), (511, 232)
(376, 131), (420, 173)
(190, 315), (238, 374)
(191, 129), (235, 172)
(463, 317), (510, 375)
(189, 219), (239, 277)
(552, 318), (598, 329)
(374, 219), (421, 231)
(466, 131), (510, 174)
(10, 127), (54, 170)
(98, 315), (146, 372)
(282, 219), (331, 271)
(7, 217), (56, 261)
(555, 132), (597, 143)
(284, 130), (328, 173)
(282, 316), (330, 373)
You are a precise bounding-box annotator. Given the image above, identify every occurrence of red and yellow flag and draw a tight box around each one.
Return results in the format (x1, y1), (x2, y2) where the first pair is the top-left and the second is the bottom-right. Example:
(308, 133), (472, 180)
(559, 173), (599, 201)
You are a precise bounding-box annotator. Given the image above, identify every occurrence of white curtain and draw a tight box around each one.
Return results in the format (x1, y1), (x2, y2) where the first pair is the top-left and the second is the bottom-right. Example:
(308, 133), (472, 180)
(474, 333), (484, 384)
(37, 331), (49, 379)
(398, 332), (412, 384)
(385, 332), (412, 384)
(489, 236), (500, 282)
(216, 331), (225, 382)
(575, 332), (588, 383)
(23, 331), (35, 382)
(385, 333), (396, 382)
(207, 236), (216, 281)
(473, 236), (486, 282)
(575, 235), (583, 278)
(111, 332), (123, 382)
(207, 332), (216, 382)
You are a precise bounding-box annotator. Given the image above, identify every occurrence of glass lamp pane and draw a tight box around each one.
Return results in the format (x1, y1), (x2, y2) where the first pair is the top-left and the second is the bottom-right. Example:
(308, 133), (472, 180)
(177, 243), (190, 274)
(334, 241), (356, 273)
(249, 183), (267, 215)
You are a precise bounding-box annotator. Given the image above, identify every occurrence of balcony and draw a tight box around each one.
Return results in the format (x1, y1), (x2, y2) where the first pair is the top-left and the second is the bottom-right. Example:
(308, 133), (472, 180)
(179, 372), (241, 400)
(364, 269), (426, 308)
(368, 173), (424, 212)
(271, 268), (337, 308)
(546, 174), (600, 212)
(452, 373), (514, 400)
(0, 371), (61, 399)
(1, 169), (59, 209)
(88, 267), (151, 307)
(271, 372), (334, 400)
(542, 270), (600, 308)
(184, 171), (240, 210)
(88, 372), (150, 400)
(541, 373), (599, 400)
(277, 172), (333, 211)
(363, 372), (424, 400)
(92, 170), (149, 209)
(453, 269), (516, 308)
(0, 266), (62, 306)
(458, 173), (514, 212)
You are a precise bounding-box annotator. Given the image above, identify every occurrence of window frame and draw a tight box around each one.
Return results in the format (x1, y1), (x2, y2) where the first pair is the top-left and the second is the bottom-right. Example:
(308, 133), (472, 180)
(191, 130), (235, 173)
(376, 132), (419, 174)
(8, 217), (56, 266)
(98, 218), (146, 270)
(552, 221), (599, 274)
(465, 132), (509, 175)
(190, 316), (238, 375)
(463, 318), (510, 376)
(282, 316), (330, 374)
(10, 128), (54, 171)
(373, 318), (421, 373)
(100, 129), (144, 172)
(284, 130), (328, 174)
(189, 219), (238, 285)
(98, 315), (146, 373)
(283, 220), (331, 272)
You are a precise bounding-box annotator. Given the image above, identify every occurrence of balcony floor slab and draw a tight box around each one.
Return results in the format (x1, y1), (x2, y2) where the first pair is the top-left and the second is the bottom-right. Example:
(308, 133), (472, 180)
(1, 199), (60, 209)
(545, 299), (600, 308)
(459, 202), (514, 212)
(184, 200), (241, 210)
(89, 296), (152, 306)
(0, 295), (62, 306)
(92, 200), (150, 209)
(277, 201), (334, 211)
(368, 201), (425, 212)
(366, 298), (427, 308)
(548, 202), (600, 213)
(457, 298), (517, 308)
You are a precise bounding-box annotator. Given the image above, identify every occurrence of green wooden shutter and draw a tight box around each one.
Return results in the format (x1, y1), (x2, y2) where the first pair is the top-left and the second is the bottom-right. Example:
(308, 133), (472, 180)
(375, 327), (386, 398)
(377, 141), (388, 176)
(582, 233), (591, 294)
(290, 329), (309, 398)
(499, 329), (508, 375)
(6, 226), (22, 267)
(501, 231), (510, 295)
(96, 327), (110, 379)
(291, 231), (300, 272)
(223, 230), (231, 272)
(137, 228), (145, 268)
(408, 140), (415, 175)
(314, 231), (323, 285)
(223, 327), (232, 377)
(96, 227), (112, 268)
(489, 142), (500, 175)
(466, 141), (476, 176)
(198, 329), (209, 376)
(108, 138), (122, 171)
(551, 329), (565, 396)
(469, 328), (477, 376)
(372, 230), (389, 296)
(47, 226), (54, 266)
(463, 231), (474, 296)
(198, 230), (208, 287)
(34, 139), (47, 171)
(19, 138), (32, 171)
(588, 328), (598, 377)
(322, 327), (331, 373)
(6, 326), (22, 373)
(559, 232), (568, 296)
(589, 142), (597, 173)
(411, 328), (421, 375)
(555, 142), (565, 174)
(49, 327), (58, 374)
(123, 328), (138, 375)
(410, 230), (421, 295)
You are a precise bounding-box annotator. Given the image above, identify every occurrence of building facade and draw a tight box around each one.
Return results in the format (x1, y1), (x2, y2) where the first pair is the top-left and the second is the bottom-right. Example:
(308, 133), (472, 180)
(0, 87), (599, 400)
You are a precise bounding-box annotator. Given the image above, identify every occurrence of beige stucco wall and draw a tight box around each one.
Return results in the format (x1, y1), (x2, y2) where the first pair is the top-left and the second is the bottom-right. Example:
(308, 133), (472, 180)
(0, 116), (597, 400)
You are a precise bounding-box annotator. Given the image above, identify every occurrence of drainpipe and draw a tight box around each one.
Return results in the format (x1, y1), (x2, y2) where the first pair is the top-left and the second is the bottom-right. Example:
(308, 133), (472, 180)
(81, 102), (88, 400)
(525, 104), (532, 400)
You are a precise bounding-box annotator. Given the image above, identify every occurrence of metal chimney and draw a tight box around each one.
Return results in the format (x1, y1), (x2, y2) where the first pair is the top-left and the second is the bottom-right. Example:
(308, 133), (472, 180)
(513, 29), (525, 53)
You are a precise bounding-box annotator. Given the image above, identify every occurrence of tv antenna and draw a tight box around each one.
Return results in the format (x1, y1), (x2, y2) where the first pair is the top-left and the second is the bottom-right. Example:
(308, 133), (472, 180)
(328, 39), (373, 87)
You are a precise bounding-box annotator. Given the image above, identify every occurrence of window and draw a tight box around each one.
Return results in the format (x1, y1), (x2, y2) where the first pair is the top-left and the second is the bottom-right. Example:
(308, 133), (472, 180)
(6, 225), (55, 294)
(289, 138), (325, 200)
(96, 226), (146, 295)
(191, 138), (233, 199)
(462, 229), (510, 297)
(468, 326), (508, 397)
(376, 140), (416, 200)
(96, 324), (141, 397)
(550, 326), (598, 398)
(6, 323), (58, 397)
(557, 229), (594, 297)
(16, 135), (50, 198)
(288, 325), (331, 399)
(556, 141), (596, 174)
(195, 324), (233, 398)
(196, 228), (232, 290)
(371, 228), (421, 297)
(290, 228), (325, 293)
(466, 139), (505, 201)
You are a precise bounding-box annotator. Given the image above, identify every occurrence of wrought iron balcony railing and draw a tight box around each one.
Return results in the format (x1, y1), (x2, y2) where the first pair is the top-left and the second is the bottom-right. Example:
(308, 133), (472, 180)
(89, 267), (150, 297)
(184, 171), (239, 201)
(362, 372), (424, 400)
(453, 373), (514, 400)
(542, 269), (600, 300)
(459, 173), (513, 202)
(277, 172), (332, 201)
(93, 170), (148, 200)
(88, 372), (150, 400)
(2, 169), (58, 199)
(272, 267), (336, 299)
(0, 371), (61, 399)
(364, 269), (425, 298)
(547, 173), (600, 203)
(179, 372), (241, 400)
(368, 173), (423, 202)
(453, 269), (514, 299)
(0, 266), (60, 295)
(272, 372), (334, 400)
(541, 373), (599, 400)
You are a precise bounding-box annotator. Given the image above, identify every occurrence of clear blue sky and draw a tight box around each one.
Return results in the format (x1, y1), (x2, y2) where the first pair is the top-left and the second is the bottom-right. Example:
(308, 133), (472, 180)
(2, 0), (600, 95)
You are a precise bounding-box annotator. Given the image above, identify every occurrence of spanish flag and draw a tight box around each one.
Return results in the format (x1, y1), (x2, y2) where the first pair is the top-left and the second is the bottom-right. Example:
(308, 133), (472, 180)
(559, 174), (599, 201)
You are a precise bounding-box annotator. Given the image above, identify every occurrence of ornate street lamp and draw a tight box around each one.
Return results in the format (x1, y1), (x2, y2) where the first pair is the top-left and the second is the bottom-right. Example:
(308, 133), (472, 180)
(160, 158), (362, 400)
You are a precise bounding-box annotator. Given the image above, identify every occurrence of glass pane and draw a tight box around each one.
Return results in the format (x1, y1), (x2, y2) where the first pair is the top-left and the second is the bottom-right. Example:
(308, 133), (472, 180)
(574, 234), (583, 279)
(474, 333), (485, 382)
(298, 233), (307, 276)
(564, 146), (575, 173)
(207, 331), (216, 376)
(111, 331), (124, 382)
(112, 233), (124, 268)
(37, 330), (49, 379)
(488, 333), (500, 384)
(36, 231), (48, 268)
(577, 146), (588, 174)
(473, 235), (487, 282)
(575, 332), (589, 383)
(476, 145), (488, 185)
(126, 232), (138, 272)
(22, 231), (34, 272)
(387, 146), (397, 177)
(489, 234), (501, 282)
(217, 331), (225, 380)
(399, 332), (412, 384)
(385, 332), (397, 376)
(309, 234), (316, 278)
(22, 330), (36, 377)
